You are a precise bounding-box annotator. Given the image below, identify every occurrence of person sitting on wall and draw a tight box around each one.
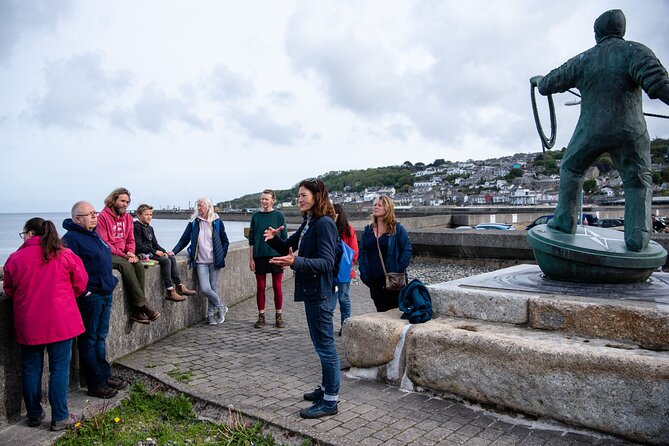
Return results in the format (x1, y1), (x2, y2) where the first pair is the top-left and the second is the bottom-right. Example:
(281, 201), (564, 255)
(96, 187), (161, 324)
(62, 201), (127, 399)
(134, 204), (196, 302)
(652, 214), (669, 233)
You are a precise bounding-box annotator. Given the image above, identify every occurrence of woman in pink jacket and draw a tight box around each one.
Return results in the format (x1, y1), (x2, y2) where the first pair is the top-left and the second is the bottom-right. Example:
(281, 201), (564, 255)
(2, 218), (88, 431)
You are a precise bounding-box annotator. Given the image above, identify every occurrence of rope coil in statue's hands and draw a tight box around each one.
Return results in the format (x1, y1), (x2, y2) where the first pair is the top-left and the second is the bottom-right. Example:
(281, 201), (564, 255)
(530, 78), (557, 153)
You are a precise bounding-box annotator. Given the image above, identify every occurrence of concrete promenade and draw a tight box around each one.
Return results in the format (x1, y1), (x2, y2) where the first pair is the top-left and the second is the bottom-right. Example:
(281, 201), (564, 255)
(0, 280), (639, 446)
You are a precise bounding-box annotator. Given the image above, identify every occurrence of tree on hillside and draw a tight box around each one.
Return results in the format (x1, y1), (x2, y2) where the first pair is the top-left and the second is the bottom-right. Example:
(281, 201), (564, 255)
(583, 179), (597, 195)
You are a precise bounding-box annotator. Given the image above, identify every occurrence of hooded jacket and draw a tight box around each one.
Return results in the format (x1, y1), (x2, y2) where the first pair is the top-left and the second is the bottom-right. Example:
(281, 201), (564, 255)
(2, 236), (87, 345)
(172, 218), (229, 269)
(96, 206), (136, 256)
(62, 218), (119, 295)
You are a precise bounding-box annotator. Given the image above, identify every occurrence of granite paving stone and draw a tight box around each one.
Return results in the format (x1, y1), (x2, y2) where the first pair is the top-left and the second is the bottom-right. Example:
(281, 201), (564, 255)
(104, 279), (641, 446)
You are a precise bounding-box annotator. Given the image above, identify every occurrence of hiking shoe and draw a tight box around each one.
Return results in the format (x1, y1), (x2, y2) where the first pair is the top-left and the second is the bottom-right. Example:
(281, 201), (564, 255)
(87, 385), (118, 399)
(176, 283), (196, 296)
(303, 386), (324, 401)
(50, 413), (83, 431)
(166, 289), (186, 302)
(254, 313), (265, 328)
(141, 306), (161, 321)
(208, 315), (217, 325)
(299, 399), (338, 419)
(107, 377), (128, 390)
(275, 313), (286, 328)
(215, 306), (228, 324)
(130, 310), (150, 324)
(28, 409), (45, 427)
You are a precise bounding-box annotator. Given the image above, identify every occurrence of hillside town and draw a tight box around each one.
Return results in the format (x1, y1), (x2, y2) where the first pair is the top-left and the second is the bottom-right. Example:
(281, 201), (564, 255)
(324, 151), (669, 208)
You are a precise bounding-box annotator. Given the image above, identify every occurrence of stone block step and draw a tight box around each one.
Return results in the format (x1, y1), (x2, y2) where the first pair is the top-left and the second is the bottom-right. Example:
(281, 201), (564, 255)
(429, 264), (669, 349)
(344, 312), (669, 444)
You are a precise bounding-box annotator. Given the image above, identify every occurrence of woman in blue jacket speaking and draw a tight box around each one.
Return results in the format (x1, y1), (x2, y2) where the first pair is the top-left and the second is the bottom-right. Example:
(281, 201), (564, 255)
(173, 198), (229, 326)
(264, 179), (340, 419)
(358, 195), (412, 312)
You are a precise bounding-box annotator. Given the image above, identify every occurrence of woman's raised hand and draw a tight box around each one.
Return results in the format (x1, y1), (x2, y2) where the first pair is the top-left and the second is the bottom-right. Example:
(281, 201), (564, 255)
(263, 225), (284, 242)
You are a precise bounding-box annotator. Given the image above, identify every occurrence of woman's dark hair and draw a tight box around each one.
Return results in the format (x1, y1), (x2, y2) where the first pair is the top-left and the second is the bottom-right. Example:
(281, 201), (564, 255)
(333, 203), (352, 237)
(298, 179), (336, 219)
(23, 217), (63, 262)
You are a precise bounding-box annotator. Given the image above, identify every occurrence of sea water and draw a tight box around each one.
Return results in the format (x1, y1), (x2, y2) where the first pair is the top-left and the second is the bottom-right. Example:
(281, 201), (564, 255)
(0, 213), (248, 265)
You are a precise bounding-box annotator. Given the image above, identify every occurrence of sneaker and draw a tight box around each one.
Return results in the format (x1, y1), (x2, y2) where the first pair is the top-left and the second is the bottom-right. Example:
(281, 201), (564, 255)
(141, 306), (161, 321)
(166, 289), (186, 302)
(275, 313), (286, 328)
(50, 413), (83, 431)
(208, 315), (217, 325)
(254, 313), (265, 328)
(87, 385), (118, 399)
(28, 409), (45, 427)
(299, 399), (338, 419)
(215, 306), (228, 324)
(107, 377), (128, 390)
(176, 283), (197, 296)
(130, 310), (150, 324)
(303, 386), (324, 401)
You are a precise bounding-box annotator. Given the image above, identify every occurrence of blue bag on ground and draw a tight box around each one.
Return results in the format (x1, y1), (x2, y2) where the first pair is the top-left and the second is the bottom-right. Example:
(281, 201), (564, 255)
(398, 279), (432, 324)
(335, 239), (355, 284)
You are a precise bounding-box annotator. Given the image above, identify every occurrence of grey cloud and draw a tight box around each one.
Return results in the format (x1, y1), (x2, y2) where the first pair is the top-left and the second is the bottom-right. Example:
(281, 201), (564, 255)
(207, 65), (254, 102)
(0, 0), (74, 63)
(31, 52), (130, 128)
(234, 108), (301, 145)
(269, 90), (296, 106)
(133, 84), (212, 133)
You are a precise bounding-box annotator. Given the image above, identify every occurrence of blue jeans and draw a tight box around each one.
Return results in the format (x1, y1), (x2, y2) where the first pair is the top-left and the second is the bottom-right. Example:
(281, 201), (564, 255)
(195, 263), (223, 316)
(77, 293), (113, 390)
(335, 282), (351, 326)
(20, 338), (73, 423)
(303, 294), (340, 400)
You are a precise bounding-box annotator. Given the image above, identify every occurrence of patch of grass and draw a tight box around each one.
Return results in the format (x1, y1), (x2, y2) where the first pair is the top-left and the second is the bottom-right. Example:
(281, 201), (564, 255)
(145, 364), (158, 369)
(55, 382), (313, 446)
(166, 367), (194, 383)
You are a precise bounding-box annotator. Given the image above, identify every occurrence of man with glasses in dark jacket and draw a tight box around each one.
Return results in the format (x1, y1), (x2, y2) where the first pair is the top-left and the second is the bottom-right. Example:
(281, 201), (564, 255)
(62, 201), (127, 399)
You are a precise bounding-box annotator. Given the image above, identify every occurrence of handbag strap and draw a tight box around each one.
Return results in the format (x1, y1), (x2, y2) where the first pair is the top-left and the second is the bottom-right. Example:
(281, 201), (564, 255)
(375, 227), (389, 276)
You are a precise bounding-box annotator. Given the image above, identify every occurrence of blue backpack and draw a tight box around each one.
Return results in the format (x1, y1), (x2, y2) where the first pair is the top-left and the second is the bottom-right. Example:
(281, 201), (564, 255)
(399, 279), (433, 324)
(334, 239), (355, 284)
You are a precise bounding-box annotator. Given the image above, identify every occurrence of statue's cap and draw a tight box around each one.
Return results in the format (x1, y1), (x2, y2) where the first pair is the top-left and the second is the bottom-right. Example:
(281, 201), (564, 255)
(594, 9), (626, 43)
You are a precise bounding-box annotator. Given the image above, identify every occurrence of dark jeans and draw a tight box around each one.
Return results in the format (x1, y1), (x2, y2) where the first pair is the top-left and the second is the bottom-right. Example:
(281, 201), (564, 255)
(77, 293), (113, 390)
(303, 294), (340, 399)
(156, 254), (181, 289)
(20, 338), (73, 423)
(112, 255), (147, 307)
(368, 275), (400, 312)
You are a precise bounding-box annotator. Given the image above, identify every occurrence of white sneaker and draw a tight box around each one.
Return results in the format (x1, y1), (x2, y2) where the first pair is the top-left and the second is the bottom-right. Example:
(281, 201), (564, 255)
(216, 306), (228, 324)
(208, 315), (217, 325)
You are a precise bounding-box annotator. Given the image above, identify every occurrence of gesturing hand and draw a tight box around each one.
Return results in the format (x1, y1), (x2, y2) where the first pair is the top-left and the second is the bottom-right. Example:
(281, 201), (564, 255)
(263, 225), (285, 242)
(269, 247), (295, 267)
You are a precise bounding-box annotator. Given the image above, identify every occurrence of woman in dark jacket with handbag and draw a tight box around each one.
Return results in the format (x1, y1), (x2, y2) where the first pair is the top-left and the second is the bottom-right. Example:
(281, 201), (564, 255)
(264, 179), (340, 419)
(358, 195), (412, 312)
(173, 198), (230, 325)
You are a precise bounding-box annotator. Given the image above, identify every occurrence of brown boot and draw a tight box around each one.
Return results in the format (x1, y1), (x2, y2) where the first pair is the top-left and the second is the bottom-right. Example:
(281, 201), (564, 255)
(130, 309), (150, 324)
(176, 283), (196, 296)
(254, 313), (265, 328)
(276, 313), (286, 329)
(166, 288), (186, 302)
(141, 306), (161, 321)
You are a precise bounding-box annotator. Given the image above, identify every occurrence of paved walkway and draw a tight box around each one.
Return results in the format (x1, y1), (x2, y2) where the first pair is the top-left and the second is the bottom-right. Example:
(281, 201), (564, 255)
(0, 280), (637, 445)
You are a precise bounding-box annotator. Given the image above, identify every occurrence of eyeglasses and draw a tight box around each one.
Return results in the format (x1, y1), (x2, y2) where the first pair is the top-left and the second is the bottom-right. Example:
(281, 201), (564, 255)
(19, 231), (30, 239)
(76, 211), (98, 218)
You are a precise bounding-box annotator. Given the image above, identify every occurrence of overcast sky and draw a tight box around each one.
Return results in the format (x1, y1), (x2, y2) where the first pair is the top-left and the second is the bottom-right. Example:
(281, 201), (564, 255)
(2, 0), (668, 213)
